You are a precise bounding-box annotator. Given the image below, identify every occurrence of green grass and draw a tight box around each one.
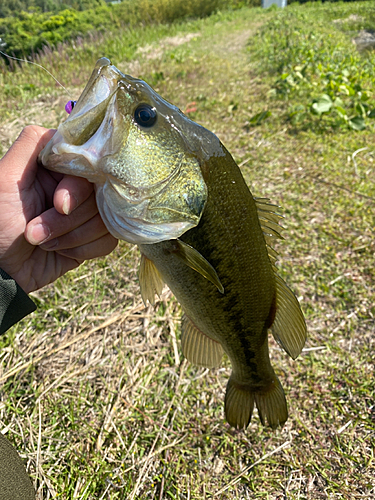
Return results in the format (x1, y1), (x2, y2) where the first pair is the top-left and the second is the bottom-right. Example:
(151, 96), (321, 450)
(248, 2), (375, 131)
(0, 1), (374, 499)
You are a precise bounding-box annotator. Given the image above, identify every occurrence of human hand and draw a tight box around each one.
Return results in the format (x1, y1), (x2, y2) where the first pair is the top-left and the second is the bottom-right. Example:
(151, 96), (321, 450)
(0, 125), (118, 293)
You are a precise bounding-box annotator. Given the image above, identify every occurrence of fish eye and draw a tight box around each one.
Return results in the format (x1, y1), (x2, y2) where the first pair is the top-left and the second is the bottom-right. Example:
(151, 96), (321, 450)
(134, 103), (157, 128)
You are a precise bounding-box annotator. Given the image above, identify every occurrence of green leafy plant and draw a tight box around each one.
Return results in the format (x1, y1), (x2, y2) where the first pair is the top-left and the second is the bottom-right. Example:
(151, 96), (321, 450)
(248, 109), (272, 126)
(250, 5), (375, 131)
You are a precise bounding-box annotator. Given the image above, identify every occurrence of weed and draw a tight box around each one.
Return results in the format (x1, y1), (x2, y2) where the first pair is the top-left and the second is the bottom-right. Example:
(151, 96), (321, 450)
(249, 3), (375, 131)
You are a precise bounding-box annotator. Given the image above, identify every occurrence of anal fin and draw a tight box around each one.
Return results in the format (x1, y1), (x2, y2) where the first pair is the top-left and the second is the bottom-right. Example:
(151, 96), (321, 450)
(139, 254), (165, 306)
(271, 274), (307, 359)
(181, 314), (223, 368)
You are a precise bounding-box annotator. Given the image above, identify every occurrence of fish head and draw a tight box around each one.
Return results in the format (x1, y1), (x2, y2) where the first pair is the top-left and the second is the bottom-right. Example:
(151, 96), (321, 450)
(40, 57), (224, 244)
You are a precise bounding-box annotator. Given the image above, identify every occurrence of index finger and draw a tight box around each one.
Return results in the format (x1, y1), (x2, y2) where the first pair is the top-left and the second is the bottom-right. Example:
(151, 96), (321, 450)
(54, 175), (94, 215)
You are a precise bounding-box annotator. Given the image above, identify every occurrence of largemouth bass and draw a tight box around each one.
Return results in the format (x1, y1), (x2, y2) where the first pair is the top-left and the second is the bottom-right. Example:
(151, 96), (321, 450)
(39, 58), (306, 430)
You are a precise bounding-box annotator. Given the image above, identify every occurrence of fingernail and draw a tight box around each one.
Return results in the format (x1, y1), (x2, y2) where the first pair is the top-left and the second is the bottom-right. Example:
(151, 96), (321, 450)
(40, 238), (58, 250)
(29, 223), (51, 245)
(62, 193), (78, 215)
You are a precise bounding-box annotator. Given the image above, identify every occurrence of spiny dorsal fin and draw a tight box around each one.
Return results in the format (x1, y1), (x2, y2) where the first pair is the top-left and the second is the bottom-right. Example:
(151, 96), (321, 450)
(254, 197), (283, 221)
(139, 254), (165, 306)
(173, 239), (224, 294)
(266, 244), (279, 268)
(271, 274), (307, 359)
(254, 197), (283, 272)
(254, 198), (307, 358)
(254, 197), (284, 245)
(181, 314), (223, 368)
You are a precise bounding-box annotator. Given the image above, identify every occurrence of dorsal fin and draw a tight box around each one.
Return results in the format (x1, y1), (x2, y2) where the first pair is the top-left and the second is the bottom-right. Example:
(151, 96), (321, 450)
(255, 197), (283, 270)
(254, 197), (283, 221)
(255, 197), (306, 358)
(271, 274), (307, 359)
(254, 197), (284, 247)
(266, 244), (279, 269)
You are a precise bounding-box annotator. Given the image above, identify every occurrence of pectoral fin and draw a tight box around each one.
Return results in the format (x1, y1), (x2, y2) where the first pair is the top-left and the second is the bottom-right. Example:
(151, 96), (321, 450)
(181, 315), (223, 368)
(139, 254), (165, 306)
(270, 274), (307, 359)
(173, 240), (224, 293)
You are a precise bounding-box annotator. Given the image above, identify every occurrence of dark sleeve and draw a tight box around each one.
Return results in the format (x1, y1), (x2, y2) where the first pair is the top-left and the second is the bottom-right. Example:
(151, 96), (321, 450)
(0, 269), (36, 335)
(0, 433), (36, 499)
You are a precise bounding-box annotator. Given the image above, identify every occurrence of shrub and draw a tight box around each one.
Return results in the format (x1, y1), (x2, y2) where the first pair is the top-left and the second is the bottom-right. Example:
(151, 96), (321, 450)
(0, 0), (226, 63)
(249, 3), (375, 131)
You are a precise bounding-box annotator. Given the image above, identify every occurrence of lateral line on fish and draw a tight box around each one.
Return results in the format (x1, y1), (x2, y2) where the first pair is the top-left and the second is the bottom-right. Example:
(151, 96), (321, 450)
(0, 50), (72, 98)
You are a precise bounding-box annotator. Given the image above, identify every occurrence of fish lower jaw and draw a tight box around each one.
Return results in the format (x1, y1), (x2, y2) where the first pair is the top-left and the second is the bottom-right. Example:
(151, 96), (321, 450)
(97, 191), (197, 244)
(52, 143), (101, 171)
(42, 152), (103, 184)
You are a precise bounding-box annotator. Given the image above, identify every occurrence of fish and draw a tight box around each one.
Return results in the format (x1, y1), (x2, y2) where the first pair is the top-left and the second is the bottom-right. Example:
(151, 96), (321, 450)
(39, 57), (306, 430)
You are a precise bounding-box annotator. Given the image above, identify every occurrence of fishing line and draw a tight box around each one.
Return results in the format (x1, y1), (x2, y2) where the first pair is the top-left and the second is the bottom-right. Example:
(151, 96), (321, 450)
(0, 50), (72, 97)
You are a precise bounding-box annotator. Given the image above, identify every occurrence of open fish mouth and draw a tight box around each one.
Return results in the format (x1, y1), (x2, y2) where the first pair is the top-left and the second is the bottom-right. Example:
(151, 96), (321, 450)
(39, 58), (123, 183)
(39, 57), (212, 244)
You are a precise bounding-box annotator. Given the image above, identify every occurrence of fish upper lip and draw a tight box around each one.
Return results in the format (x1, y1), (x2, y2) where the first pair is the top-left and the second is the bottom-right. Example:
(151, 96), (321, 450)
(53, 85), (121, 173)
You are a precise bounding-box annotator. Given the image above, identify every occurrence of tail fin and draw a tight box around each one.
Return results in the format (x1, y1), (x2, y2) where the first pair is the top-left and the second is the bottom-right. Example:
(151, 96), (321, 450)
(224, 373), (288, 430)
(225, 378), (255, 430)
